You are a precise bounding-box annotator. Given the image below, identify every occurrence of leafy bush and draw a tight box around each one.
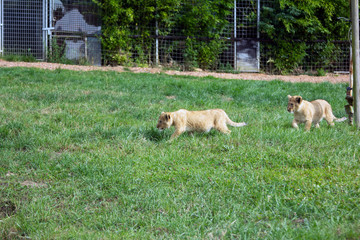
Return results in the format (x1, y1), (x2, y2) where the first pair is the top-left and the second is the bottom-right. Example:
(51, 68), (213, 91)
(1, 54), (37, 63)
(94, 0), (232, 69)
(94, 0), (349, 73)
(93, 0), (181, 66)
(47, 38), (75, 64)
(260, 0), (349, 73)
(184, 37), (198, 70)
(305, 41), (339, 71)
(273, 40), (307, 74)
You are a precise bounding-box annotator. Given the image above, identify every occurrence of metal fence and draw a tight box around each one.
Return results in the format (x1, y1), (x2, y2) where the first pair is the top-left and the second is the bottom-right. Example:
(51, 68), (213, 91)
(0, 0), (101, 64)
(0, 0), (352, 74)
(51, 0), (101, 65)
(260, 40), (351, 74)
(101, 0), (351, 74)
(102, 0), (263, 72)
(1, 0), (44, 59)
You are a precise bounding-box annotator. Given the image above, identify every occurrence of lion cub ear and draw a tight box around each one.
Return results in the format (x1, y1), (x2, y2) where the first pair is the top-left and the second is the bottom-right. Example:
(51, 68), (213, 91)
(165, 114), (170, 121)
(287, 95), (292, 99)
(296, 96), (302, 104)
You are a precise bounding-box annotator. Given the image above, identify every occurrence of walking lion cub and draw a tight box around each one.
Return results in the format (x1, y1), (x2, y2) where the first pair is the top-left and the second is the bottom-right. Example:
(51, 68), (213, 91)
(156, 109), (246, 139)
(287, 95), (346, 131)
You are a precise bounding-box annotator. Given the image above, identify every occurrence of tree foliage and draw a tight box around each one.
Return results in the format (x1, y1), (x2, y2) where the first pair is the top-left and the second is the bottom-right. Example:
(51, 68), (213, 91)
(93, 0), (179, 64)
(260, 0), (350, 73)
(94, 0), (350, 72)
(93, 0), (232, 69)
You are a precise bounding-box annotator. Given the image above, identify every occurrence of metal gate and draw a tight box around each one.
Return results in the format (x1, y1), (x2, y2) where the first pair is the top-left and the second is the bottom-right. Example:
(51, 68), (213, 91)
(0, 0), (53, 60)
(234, 0), (260, 72)
(43, 0), (53, 60)
(51, 0), (101, 65)
(0, 0), (47, 59)
(0, 0), (101, 63)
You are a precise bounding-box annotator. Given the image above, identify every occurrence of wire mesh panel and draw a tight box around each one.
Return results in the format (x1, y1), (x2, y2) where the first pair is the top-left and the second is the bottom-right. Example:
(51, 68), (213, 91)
(0, 0), (352, 73)
(3, 0), (44, 59)
(139, 1), (261, 72)
(260, 41), (351, 74)
(234, 0), (260, 72)
(331, 41), (351, 73)
(51, 0), (101, 65)
(157, 36), (187, 70)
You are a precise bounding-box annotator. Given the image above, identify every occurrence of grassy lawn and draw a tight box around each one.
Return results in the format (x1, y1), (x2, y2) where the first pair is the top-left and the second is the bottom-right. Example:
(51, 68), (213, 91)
(0, 67), (359, 239)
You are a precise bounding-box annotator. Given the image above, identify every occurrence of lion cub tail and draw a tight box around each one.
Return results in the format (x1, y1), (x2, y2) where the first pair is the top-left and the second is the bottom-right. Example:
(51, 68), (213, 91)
(334, 116), (347, 122)
(225, 114), (247, 127)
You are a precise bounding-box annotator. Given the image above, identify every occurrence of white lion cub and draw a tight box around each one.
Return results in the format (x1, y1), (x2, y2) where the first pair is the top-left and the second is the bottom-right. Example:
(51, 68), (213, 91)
(287, 95), (346, 131)
(156, 109), (246, 139)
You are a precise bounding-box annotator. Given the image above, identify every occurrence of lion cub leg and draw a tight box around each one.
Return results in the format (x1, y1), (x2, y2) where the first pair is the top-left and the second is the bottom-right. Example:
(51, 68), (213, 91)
(218, 127), (231, 134)
(171, 127), (186, 139)
(324, 113), (335, 127)
(292, 119), (299, 129)
(304, 120), (312, 131)
(215, 123), (231, 134)
(327, 121), (335, 127)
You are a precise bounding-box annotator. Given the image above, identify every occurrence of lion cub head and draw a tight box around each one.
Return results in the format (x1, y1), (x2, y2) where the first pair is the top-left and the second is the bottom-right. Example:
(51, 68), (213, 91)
(287, 95), (303, 113)
(156, 112), (173, 131)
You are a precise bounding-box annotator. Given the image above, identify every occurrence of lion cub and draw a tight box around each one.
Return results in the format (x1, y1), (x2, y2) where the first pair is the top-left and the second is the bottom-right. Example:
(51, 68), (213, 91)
(156, 109), (246, 139)
(287, 95), (346, 131)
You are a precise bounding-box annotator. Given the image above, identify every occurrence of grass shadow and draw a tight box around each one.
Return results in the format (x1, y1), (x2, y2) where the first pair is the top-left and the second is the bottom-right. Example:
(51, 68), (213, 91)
(143, 128), (169, 142)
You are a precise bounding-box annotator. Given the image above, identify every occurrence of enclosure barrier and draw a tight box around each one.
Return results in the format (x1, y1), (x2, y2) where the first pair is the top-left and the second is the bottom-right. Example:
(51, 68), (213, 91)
(0, 0), (353, 74)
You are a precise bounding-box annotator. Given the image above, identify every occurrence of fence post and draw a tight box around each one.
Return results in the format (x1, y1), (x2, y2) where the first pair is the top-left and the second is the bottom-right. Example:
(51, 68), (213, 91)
(234, 0), (237, 70)
(257, 0), (260, 71)
(155, 18), (159, 66)
(49, 0), (53, 53)
(43, 0), (48, 60)
(85, 36), (88, 61)
(0, 0), (3, 57)
(351, 0), (360, 128)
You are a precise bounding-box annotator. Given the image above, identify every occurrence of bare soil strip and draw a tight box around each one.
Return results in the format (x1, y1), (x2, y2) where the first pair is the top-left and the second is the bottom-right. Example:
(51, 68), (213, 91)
(0, 59), (349, 83)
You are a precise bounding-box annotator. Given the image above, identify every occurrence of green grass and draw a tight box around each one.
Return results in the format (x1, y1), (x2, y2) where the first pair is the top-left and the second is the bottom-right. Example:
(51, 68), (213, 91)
(0, 67), (359, 239)
(1, 54), (37, 62)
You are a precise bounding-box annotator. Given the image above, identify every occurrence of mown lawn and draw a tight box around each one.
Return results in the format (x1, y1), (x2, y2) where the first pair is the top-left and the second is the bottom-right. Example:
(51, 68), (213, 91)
(0, 67), (359, 239)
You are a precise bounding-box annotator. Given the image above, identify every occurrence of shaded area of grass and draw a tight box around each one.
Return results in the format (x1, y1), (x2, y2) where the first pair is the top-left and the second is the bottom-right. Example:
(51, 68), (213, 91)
(0, 54), (37, 62)
(0, 67), (359, 239)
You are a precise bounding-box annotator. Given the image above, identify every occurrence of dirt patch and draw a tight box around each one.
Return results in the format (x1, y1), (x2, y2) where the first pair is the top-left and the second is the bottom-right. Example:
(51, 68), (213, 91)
(0, 200), (16, 218)
(165, 95), (176, 100)
(5, 172), (15, 177)
(20, 181), (47, 188)
(0, 59), (350, 83)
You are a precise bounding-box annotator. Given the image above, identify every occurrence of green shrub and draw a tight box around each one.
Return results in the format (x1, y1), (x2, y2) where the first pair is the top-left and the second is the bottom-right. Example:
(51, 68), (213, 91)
(47, 38), (74, 64)
(260, 0), (349, 73)
(94, 0), (232, 69)
(94, 0), (349, 73)
(273, 40), (307, 74)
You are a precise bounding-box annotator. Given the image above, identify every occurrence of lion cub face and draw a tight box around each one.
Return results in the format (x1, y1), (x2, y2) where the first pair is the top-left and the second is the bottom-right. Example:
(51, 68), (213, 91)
(287, 95), (303, 113)
(156, 112), (173, 131)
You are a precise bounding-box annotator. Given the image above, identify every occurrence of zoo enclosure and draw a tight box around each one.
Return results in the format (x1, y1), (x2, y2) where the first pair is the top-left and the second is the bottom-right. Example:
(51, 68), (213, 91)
(0, 0), (101, 65)
(0, 0), (351, 73)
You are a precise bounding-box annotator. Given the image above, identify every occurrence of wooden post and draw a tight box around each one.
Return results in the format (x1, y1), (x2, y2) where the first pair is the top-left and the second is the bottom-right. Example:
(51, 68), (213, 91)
(351, 0), (360, 128)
